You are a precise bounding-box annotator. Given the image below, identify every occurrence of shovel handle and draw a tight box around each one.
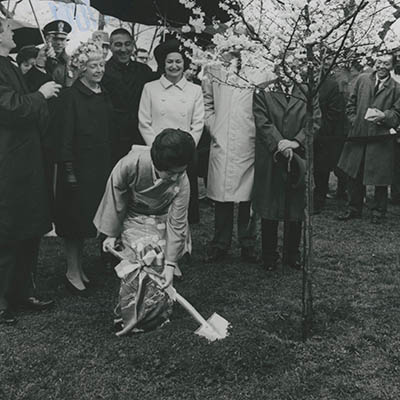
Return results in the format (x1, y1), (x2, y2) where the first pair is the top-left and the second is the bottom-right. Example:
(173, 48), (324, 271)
(174, 292), (209, 327)
(104, 245), (124, 260)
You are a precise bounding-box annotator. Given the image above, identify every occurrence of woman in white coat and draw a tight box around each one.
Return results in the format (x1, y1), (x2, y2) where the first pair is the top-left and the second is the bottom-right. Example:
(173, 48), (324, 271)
(139, 40), (204, 223)
(202, 50), (259, 262)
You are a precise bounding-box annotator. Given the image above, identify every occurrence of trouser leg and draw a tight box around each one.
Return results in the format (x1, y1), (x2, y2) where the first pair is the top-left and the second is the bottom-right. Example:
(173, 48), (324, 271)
(347, 164), (365, 214)
(7, 238), (40, 306)
(212, 201), (234, 250)
(283, 221), (302, 264)
(314, 147), (330, 207)
(237, 201), (257, 249)
(261, 219), (279, 265)
(0, 244), (16, 310)
(335, 170), (348, 200)
(372, 186), (388, 215)
(187, 154), (199, 224)
(391, 143), (400, 201)
(391, 183), (400, 202)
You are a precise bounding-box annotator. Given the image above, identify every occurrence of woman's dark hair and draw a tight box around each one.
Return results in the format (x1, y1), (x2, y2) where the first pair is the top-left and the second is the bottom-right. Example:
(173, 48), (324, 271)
(16, 46), (39, 66)
(154, 39), (190, 74)
(151, 128), (195, 171)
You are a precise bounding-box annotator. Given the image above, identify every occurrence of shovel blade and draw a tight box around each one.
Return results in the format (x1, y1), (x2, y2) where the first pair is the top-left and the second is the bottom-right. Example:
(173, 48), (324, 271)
(195, 313), (230, 341)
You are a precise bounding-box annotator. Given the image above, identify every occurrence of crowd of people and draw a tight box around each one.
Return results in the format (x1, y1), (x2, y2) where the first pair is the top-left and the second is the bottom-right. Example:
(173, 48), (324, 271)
(1, 16), (400, 328)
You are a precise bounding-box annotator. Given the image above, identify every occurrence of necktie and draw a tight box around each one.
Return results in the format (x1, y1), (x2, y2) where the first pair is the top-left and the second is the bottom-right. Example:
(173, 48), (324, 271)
(374, 80), (380, 96)
(284, 86), (291, 102)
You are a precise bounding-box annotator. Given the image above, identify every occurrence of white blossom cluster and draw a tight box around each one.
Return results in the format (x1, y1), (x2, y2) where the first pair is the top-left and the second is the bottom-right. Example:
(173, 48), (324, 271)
(177, 0), (400, 87)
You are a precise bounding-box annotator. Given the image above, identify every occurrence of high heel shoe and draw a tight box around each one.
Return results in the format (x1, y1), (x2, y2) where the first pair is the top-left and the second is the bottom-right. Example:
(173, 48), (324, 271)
(64, 276), (88, 297)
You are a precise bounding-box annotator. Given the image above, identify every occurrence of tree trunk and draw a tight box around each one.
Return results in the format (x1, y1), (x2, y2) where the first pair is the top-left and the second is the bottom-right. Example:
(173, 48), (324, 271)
(302, 101), (314, 341)
(302, 39), (315, 341)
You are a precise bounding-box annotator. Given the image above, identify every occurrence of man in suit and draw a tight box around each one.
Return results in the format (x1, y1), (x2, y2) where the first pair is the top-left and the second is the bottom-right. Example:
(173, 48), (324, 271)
(101, 28), (156, 166)
(0, 18), (60, 324)
(337, 53), (400, 223)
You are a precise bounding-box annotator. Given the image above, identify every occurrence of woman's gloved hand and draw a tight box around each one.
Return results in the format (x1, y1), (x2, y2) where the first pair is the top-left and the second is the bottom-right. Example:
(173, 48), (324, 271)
(160, 264), (175, 289)
(64, 161), (78, 190)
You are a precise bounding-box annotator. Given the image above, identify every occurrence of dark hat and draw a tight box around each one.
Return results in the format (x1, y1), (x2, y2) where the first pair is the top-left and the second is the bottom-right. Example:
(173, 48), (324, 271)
(43, 20), (72, 37)
(289, 152), (306, 189)
(153, 38), (190, 72)
(274, 151), (306, 189)
(16, 45), (39, 65)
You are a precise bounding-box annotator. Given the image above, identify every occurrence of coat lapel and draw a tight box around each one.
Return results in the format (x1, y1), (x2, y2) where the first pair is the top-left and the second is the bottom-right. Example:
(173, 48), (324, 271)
(268, 84), (287, 110)
(3, 57), (29, 94)
(286, 85), (305, 112)
(376, 76), (392, 97)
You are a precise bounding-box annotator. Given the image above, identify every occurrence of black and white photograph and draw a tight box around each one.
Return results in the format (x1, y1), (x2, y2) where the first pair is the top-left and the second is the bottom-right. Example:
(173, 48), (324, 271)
(1, 0), (400, 398)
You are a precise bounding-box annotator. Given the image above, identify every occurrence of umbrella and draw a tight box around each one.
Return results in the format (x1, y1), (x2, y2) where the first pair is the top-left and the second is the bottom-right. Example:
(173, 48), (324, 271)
(9, 19), (43, 53)
(90, 0), (236, 26)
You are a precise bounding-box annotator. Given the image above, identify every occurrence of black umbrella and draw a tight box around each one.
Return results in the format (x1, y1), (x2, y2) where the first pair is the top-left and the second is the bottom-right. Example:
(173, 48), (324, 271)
(90, 0), (236, 26)
(9, 19), (43, 54)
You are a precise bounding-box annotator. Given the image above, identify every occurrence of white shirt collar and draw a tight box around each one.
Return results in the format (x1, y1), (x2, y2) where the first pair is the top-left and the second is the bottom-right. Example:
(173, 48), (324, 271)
(375, 74), (390, 86)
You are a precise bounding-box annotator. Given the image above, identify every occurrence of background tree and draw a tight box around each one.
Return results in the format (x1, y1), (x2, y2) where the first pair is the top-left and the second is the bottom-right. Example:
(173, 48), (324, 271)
(178, 0), (400, 339)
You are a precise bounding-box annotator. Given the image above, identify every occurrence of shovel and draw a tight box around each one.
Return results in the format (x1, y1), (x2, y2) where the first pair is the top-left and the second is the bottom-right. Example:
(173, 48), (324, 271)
(106, 245), (230, 341)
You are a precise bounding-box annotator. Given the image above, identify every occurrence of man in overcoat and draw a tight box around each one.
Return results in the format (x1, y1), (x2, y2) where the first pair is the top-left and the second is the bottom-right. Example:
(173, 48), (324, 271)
(202, 52), (259, 263)
(313, 62), (346, 213)
(0, 19), (60, 324)
(337, 53), (400, 223)
(389, 48), (400, 204)
(102, 28), (156, 165)
(252, 72), (320, 270)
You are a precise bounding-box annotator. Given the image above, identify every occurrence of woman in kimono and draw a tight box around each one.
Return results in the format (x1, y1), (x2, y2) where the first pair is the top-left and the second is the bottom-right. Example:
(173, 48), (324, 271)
(94, 128), (195, 291)
(54, 41), (112, 294)
(138, 39), (204, 224)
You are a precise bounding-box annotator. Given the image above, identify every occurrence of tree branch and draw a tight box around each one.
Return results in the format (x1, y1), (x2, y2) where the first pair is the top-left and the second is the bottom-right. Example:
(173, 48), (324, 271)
(313, 0), (369, 44)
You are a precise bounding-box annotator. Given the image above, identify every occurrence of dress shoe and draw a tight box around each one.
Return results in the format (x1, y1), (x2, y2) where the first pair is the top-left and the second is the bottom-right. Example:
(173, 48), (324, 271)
(312, 206), (322, 215)
(205, 247), (227, 263)
(336, 210), (361, 221)
(389, 197), (400, 205)
(371, 213), (386, 224)
(64, 277), (88, 297)
(18, 297), (55, 311)
(263, 262), (277, 272)
(241, 247), (258, 263)
(0, 308), (17, 325)
(313, 199), (325, 215)
(288, 261), (303, 271)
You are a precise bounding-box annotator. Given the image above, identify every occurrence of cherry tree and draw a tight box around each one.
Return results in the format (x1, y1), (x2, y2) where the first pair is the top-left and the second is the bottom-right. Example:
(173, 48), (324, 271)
(178, 0), (400, 339)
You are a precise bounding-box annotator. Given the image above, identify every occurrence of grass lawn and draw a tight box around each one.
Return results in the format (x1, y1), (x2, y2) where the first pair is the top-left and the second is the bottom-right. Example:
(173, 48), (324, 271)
(1, 196), (400, 400)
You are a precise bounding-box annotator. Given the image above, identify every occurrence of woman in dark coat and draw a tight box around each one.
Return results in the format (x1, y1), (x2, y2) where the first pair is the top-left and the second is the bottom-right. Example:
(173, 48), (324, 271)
(54, 41), (112, 293)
